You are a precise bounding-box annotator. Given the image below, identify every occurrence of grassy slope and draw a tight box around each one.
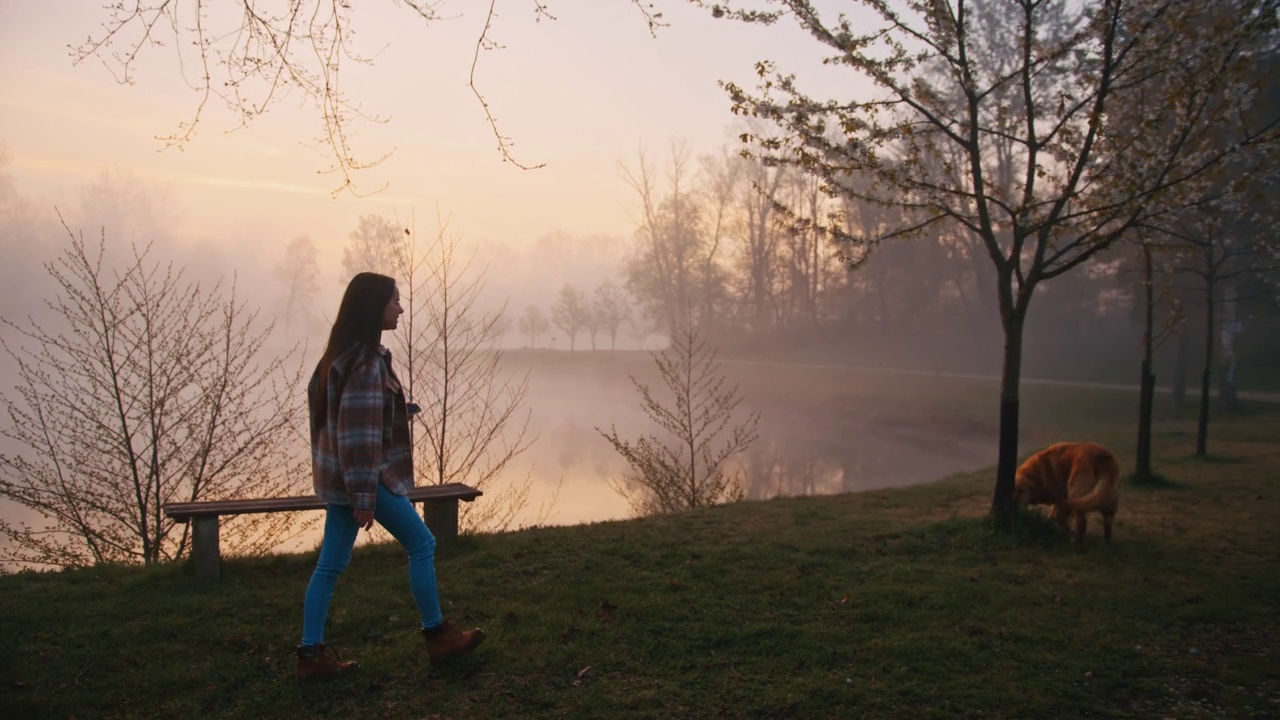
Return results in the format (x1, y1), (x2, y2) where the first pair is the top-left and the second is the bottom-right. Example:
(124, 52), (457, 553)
(1, 380), (1277, 719)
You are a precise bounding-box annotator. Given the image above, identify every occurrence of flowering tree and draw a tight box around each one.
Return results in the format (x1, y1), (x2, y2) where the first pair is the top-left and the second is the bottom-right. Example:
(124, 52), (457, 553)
(703, 0), (1280, 517)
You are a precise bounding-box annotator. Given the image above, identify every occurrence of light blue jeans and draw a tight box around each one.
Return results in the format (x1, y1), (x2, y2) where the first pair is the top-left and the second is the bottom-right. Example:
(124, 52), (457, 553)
(301, 483), (442, 645)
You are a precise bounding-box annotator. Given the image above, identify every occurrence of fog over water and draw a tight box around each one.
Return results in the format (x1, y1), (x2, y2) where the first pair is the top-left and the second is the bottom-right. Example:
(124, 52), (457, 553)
(504, 355), (995, 527)
(277, 352), (996, 553)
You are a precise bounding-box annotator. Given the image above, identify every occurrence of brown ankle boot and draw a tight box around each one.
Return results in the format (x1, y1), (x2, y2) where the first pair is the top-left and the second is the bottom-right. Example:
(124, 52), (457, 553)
(296, 643), (359, 680)
(422, 621), (486, 660)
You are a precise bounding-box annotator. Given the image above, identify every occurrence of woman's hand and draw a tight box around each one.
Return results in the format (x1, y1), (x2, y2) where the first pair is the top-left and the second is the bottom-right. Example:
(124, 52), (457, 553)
(353, 508), (375, 530)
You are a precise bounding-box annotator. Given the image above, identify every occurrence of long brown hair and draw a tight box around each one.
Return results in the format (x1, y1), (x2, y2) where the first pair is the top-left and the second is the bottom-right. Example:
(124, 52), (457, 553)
(310, 272), (397, 428)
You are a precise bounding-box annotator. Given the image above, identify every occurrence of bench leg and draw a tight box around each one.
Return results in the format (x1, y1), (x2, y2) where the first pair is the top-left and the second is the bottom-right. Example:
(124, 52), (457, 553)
(192, 516), (221, 580)
(421, 499), (459, 542)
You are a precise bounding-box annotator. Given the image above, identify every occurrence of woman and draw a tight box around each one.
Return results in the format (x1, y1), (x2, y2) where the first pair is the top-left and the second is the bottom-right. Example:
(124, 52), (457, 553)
(297, 272), (485, 680)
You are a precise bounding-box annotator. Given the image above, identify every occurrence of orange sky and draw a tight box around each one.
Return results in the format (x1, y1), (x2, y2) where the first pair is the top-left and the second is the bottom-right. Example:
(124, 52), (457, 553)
(0, 1), (854, 269)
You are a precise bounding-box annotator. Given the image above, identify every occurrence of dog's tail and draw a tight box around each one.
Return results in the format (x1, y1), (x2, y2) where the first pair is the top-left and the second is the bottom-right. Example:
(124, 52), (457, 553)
(1067, 453), (1121, 513)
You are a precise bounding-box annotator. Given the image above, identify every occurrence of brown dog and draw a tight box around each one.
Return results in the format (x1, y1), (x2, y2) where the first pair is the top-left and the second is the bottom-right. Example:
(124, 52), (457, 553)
(1012, 441), (1121, 545)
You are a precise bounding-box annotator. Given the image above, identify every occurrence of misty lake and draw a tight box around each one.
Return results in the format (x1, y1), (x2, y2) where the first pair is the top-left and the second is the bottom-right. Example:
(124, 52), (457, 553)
(0, 350), (1002, 559)
(486, 352), (997, 530)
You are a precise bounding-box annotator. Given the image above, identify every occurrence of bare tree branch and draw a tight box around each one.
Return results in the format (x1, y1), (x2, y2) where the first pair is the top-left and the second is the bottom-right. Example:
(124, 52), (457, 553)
(0, 218), (312, 570)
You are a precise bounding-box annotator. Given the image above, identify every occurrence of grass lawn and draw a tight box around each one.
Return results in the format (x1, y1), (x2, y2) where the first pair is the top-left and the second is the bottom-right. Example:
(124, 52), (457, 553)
(1, 378), (1277, 719)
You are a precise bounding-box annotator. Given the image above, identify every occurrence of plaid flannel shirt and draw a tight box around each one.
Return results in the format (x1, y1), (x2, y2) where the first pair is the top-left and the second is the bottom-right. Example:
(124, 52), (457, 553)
(309, 344), (414, 511)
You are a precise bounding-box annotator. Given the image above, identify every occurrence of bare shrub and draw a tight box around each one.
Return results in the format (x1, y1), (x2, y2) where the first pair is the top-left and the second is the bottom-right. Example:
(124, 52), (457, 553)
(599, 323), (759, 516)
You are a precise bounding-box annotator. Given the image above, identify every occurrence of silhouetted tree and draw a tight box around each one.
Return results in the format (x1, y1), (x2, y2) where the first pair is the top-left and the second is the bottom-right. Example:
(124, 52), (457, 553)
(593, 281), (633, 351)
(622, 145), (709, 334)
(737, 148), (787, 332)
(341, 214), (400, 283)
(274, 235), (320, 326)
(1162, 203), (1280, 455)
(692, 146), (743, 333)
(1125, 229), (1188, 481)
(551, 284), (591, 351)
(518, 304), (551, 348)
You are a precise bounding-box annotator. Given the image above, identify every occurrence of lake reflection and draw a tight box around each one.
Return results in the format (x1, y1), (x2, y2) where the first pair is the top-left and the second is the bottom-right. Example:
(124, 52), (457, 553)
(506, 354), (995, 528)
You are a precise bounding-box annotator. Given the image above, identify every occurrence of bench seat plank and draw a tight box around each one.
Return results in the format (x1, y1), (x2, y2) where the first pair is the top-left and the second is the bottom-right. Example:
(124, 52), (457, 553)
(164, 483), (483, 580)
(164, 483), (481, 522)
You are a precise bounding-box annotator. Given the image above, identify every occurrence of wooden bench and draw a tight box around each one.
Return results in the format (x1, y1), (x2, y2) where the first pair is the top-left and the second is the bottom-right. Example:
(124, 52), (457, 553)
(163, 483), (482, 579)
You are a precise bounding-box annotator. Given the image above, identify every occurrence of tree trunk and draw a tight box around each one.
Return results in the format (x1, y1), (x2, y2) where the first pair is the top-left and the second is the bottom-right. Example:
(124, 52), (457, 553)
(991, 309), (1026, 521)
(1135, 243), (1155, 482)
(1137, 364), (1155, 478)
(1196, 365), (1212, 456)
(1219, 283), (1238, 412)
(1219, 352), (1238, 412)
(1195, 275), (1215, 456)
(1172, 323), (1188, 415)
